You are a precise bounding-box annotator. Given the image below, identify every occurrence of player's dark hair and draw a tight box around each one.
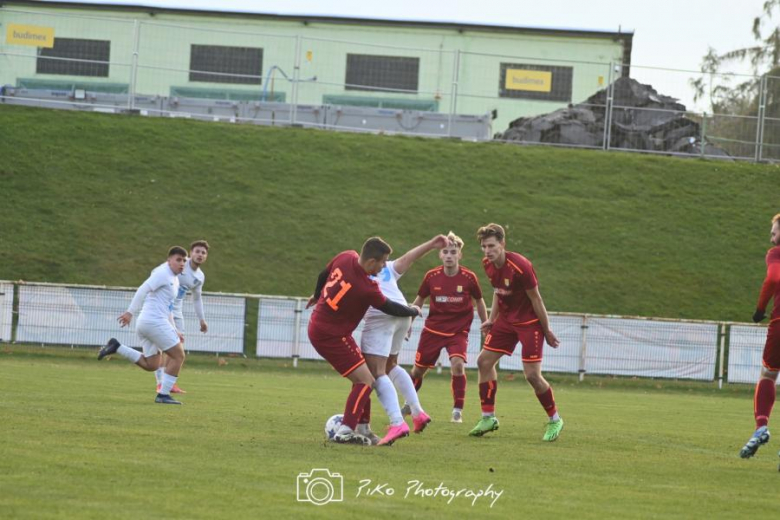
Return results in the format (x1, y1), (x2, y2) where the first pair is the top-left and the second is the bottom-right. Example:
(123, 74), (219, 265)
(168, 246), (188, 257)
(190, 240), (209, 251)
(361, 237), (392, 261)
(477, 223), (505, 243)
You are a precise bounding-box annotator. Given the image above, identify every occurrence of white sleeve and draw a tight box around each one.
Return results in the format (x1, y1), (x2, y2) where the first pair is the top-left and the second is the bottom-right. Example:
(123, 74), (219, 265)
(386, 260), (403, 281)
(127, 280), (154, 316)
(192, 283), (205, 321)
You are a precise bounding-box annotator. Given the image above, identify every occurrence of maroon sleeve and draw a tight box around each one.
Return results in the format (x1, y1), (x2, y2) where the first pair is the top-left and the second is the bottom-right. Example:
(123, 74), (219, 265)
(417, 273), (432, 299)
(367, 280), (388, 309)
(512, 255), (538, 291)
(471, 273), (483, 300)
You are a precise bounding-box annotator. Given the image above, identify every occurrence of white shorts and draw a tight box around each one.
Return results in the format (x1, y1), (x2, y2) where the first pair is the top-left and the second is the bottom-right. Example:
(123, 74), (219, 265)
(136, 319), (180, 358)
(360, 316), (412, 357)
(173, 316), (185, 334)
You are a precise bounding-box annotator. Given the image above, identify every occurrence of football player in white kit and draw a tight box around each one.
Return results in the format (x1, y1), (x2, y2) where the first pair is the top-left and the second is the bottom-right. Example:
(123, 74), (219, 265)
(358, 234), (448, 445)
(155, 240), (210, 394)
(98, 246), (188, 405)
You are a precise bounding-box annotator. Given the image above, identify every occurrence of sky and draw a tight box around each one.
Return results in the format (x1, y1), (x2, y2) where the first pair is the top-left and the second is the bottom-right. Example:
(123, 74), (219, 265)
(39, 0), (773, 110)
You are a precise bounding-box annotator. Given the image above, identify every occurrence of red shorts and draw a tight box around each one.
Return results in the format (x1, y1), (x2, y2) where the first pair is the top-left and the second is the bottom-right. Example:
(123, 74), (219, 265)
(483, 318), (544, 363)
(308, 324), (365, 377)
(415, 328), (469, 368)
(762, 320), (780, 371)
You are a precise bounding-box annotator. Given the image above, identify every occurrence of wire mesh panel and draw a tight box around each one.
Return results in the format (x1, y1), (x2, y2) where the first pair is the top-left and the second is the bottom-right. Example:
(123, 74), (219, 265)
(135, 20), (297, 122)
(256, 297), (298, 358)
(498, 315), (583, 374)
(727, 324), (767, 384)
(462, 51), (612, 144)
(296, 36), (456, 135)
(16, 284), (245, 353)
(760, 75), (780, 161)
(0, 8), (135, 111)
(0, 282), (13, 342)
(584, 318), (718, 380)
(176, 294), (245, 353)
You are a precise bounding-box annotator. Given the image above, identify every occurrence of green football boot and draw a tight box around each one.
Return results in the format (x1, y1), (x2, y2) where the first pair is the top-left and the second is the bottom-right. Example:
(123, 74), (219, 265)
(469, 416), (499, 437)
(542, 418), (564, 442)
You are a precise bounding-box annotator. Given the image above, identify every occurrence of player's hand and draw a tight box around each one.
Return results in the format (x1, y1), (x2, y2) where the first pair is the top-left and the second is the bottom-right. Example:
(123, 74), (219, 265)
(200, 320), (208, 333)
(753, 309), (767, 323)
(306, 295), (317, 309)
(177, 331), (185, 343)
(431, 234), (449, 249)
(410, 305), (423, 317)
(480, 320), (493, 334)
(545, 330), (560, 348)
(405, 325), (413, 341)
(117, 312), (133, 327)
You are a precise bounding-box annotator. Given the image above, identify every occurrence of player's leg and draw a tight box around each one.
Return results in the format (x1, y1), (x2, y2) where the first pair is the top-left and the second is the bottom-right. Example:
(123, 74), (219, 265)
(519, 324), (563, 441)
(388, 356), (426, 418)
(155, 342), (185, 404)
(336, 363), (375, 445)
(449, 356), (466, 423)
(359, 319), (404, 443)
(470, 319), (516, 436)
(398, 329), (439, 417)
(99, 333), (162, 372)
(741, 323), (780, 458)
(166, 317), (186, 394)
(388, 317), (430, 434)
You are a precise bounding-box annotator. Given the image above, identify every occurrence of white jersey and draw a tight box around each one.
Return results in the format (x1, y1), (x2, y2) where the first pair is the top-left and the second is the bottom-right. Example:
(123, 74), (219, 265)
(364, 260), (407, 320)
(127, 262), (180, 324)
(172, 259), (206, 320)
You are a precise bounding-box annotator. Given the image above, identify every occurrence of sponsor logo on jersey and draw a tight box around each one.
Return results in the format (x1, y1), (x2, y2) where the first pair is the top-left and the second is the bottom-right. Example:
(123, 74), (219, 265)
(435, 296), (465, 303)
(504, 278), (510, 287)
(494, 288), (512, 296)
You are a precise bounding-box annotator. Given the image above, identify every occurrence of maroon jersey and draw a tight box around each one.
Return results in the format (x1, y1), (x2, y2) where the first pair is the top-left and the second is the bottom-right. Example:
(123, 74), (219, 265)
(483, 251), (539, 325)
(310, 251), (387, 336)
(418, 266), (483, 335)
(759, 246), (780, 320)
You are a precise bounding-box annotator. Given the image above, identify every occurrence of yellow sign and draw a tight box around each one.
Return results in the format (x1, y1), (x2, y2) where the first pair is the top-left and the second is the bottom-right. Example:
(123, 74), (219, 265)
(505, 69), (552, 93)
(306, 50), (313, 62)
(6, 23), (55, 48)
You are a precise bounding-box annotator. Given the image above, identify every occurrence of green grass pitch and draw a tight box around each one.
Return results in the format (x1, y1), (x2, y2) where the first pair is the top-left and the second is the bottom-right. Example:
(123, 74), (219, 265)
(0, 346), (776, 519)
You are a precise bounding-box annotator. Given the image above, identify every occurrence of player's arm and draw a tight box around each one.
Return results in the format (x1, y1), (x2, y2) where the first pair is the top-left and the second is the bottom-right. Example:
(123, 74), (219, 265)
(480, 295), (499, 334)
(119, 275), (159, 327)
(306, 267), (330, 309)
(392, 234), (449, 275)
(526, 286), (560, 347)
(475, 297), (488, 324)
(192, 283), (208, 333)
(755, 262), (780, 322)
(378, 299), (422, 318)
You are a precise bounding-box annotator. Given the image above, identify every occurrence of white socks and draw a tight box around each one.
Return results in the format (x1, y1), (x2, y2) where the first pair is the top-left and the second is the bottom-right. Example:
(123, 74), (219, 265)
(154, 368), (164, 385)
(388, 365), (423, 416)
(160, 372), (178, 395)
(117, 345), (142, 364)
(374, 375), (404, 426)
(550, 412), (560, 422)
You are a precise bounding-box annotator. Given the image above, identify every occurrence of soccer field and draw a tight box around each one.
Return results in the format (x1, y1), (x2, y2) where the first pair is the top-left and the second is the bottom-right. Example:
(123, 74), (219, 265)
(0, 346), (775, 520)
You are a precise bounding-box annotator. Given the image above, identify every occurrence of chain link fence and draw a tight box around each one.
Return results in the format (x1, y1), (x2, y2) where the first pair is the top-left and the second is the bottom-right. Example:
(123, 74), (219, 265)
(3, 7), (779, 159)
(0, 280), (773, 386)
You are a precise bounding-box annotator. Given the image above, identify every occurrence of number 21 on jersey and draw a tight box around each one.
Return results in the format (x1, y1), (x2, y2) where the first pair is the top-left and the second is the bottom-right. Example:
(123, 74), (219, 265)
(323, 268), (352, 311)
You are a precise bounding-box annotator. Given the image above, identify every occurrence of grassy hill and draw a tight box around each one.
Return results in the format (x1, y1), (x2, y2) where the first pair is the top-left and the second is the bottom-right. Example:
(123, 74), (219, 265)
(1, 104), (778, 322)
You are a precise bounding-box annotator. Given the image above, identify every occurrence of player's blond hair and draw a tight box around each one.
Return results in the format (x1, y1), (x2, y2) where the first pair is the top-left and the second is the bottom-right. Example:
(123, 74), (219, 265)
(477, 223), (505, 243)
(447, 231), (464, 249)
(772, 214), (780, 225)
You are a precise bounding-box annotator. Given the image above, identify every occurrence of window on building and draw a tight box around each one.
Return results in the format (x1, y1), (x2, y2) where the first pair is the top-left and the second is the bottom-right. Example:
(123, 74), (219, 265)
(345, 54), (419, 93)
(499, 63), (573, 102)
(36, 38), (110, 77)
(190, 45), (263, 85)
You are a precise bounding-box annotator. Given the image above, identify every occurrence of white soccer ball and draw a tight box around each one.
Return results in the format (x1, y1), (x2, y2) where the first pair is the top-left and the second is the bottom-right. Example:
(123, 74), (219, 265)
(325, 414), (344, 440)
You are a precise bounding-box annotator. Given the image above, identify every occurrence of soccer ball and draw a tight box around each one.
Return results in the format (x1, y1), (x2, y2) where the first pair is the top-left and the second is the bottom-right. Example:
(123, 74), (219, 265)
(325, 414), (344, 440)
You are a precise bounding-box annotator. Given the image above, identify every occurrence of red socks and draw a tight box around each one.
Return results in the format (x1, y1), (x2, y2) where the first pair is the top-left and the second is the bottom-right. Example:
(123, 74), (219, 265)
(479, 380), (497, 414)
(358, 395), (371, 425)
(536, 386), (557, 417)
(343, 383), (372, 430)
(755, 378), (776, 428)
(451, 375), (466, 409)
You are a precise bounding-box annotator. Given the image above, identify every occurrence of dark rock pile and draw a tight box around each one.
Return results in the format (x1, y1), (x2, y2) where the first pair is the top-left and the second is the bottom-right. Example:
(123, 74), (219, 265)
(499, 77), (730, 157)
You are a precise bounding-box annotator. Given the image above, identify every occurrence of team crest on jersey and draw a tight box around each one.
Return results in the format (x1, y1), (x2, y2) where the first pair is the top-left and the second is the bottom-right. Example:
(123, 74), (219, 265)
(504, 278), (510, 287)
(457, 285), (463, 293)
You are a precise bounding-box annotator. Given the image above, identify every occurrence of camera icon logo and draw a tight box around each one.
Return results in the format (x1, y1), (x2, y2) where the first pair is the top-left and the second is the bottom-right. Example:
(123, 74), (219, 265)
(296, 468), (344, 506)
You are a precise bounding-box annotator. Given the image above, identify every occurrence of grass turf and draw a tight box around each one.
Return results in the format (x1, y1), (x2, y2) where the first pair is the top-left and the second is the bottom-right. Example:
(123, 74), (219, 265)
(2, 104), (780, 322)
(0, 345), (774, 519)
